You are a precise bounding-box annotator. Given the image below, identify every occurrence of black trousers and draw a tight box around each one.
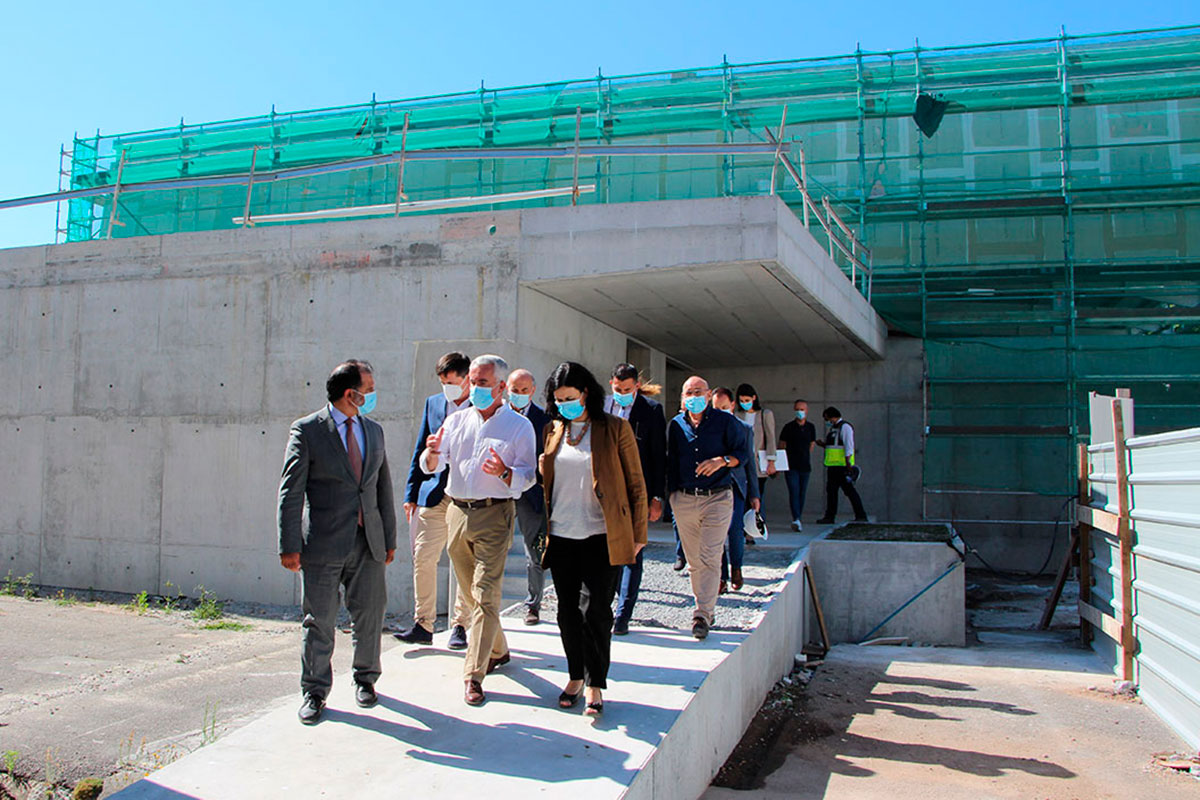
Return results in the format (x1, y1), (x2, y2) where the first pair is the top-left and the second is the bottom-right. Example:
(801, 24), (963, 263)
(824, 466), (867, 520)
(548, 533), (621, 689)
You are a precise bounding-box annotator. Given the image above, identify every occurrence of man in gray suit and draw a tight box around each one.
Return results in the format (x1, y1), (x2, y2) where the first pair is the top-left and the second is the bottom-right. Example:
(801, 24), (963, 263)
(278, 359), (397, 725)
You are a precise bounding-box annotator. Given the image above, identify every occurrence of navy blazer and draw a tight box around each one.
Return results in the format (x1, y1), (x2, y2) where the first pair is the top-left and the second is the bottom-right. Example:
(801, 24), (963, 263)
(515, 402), (551, 514)
(730, 415), (760, 502)
(605, 393), (667, 500)
(405, 393), (458, 508)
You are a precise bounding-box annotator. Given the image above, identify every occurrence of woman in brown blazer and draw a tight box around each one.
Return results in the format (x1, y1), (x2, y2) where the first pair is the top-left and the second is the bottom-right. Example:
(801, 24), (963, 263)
(540, 361), (648, 715)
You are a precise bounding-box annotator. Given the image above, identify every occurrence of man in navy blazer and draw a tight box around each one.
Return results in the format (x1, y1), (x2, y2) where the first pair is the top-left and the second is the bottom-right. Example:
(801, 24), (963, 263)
(604, 363), (667, 635)
(506, 368), (552, 625)
(395, 352), (472, 648)
(278, 360), (397, 724)
(712, 387), (761, 592)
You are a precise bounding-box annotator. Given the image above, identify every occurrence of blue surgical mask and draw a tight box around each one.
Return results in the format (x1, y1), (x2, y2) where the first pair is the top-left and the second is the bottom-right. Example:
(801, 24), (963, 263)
(739, 401), (754, 412)
(612, 390), (635, 408)
(796, 410), (806, 420)
(557, 398), (585, 421)
(470, 385), (495, 410)
(683, 395), (708, 415)
(508, 392), (531, 410)
(357, 391), (377, 415)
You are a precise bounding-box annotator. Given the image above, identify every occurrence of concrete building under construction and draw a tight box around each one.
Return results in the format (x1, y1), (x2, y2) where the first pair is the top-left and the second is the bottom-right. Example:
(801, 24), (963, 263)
(1, 25), (1198, 626)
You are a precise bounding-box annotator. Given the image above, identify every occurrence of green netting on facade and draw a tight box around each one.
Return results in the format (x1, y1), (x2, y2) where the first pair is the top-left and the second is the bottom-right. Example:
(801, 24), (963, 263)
(61, 25), (1200, 503)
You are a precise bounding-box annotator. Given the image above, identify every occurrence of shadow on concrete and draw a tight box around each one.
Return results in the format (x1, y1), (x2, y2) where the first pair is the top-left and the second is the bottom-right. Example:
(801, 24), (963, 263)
(323, 694), (641, 783)
(739, 647), (1079, 796)
(866, 689), (1034, 715)
(825, 732), (1076, 779)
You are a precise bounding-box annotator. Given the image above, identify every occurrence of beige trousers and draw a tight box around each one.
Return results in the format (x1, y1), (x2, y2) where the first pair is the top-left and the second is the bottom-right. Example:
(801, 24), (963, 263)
(671, 489), (733, 625)
(447, 500), (514, 682)
(411, 496), (469, 631)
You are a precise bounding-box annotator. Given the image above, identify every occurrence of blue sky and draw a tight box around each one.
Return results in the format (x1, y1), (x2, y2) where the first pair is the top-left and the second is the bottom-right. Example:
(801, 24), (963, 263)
(0, 0), (1195, 249)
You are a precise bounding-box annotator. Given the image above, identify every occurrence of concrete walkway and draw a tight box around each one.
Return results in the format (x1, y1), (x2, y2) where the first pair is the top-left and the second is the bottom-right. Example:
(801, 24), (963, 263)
(113, 619), (749, 799)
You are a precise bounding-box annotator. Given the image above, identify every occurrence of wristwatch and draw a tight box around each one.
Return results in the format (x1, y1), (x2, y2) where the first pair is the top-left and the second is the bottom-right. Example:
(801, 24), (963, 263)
(500, 467), (512, 482)
(721, 455), (732, 466)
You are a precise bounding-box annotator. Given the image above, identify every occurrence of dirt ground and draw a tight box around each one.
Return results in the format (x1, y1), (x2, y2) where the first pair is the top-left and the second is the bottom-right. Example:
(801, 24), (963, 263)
(704, 570), (1199, 799)
(0, 592), (401, 797)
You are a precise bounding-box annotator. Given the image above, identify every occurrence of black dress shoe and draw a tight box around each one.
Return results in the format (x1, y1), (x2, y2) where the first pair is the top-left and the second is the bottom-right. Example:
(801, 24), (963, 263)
(613, 617), (630, 636)
(692, 617), (710, 640)
(298, 693), (325, 725)
(447, 624), (468, 650)
(355, 682), (378, 708)
(672, 556), (686, 571)
(393, 624), (433, 645)
(816, 517), (835, 525)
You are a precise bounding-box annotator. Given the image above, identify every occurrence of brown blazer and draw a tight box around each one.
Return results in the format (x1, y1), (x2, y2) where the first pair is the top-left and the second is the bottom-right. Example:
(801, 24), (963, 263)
(541, 413), (648, 566)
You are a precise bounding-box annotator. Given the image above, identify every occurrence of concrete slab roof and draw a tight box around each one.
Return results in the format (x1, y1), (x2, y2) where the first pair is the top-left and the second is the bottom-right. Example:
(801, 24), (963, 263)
(518, 196), (886, 367)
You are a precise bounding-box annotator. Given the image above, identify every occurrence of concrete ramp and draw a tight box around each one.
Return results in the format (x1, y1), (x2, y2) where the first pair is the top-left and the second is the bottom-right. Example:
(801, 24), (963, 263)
(519, 196), (886, 366)
(111, 554), (812, 800)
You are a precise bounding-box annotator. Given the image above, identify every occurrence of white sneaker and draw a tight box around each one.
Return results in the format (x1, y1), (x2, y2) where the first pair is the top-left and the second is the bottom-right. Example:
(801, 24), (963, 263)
(791, 520), (802, 532)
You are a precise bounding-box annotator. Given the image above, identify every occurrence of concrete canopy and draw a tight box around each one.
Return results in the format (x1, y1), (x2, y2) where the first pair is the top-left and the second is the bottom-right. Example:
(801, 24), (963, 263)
(518, 196), (886, 367)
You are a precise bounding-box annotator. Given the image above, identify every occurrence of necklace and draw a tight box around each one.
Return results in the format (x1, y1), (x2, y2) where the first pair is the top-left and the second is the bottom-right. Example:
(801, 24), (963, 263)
(566, 420), (591, 446)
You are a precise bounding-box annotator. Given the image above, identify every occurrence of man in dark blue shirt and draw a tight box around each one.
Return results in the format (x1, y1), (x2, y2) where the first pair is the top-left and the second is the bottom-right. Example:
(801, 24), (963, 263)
(667, 376), (749, 639)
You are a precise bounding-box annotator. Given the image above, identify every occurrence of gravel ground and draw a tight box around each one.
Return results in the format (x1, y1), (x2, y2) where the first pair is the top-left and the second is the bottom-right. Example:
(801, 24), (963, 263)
(504, 541), (796, 632)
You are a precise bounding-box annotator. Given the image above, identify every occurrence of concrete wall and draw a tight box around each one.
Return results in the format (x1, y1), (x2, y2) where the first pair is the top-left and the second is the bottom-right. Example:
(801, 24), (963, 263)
(701, 336), (925, 524)
(0, 212), (625, 613)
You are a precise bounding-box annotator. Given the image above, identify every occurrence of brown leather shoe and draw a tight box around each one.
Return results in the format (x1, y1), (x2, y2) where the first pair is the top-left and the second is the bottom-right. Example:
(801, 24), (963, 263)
(719, 579), (728, 594)
(486, 652), (511, 674)
(731, 568), (744, 591)
(464, 680), (485, 706)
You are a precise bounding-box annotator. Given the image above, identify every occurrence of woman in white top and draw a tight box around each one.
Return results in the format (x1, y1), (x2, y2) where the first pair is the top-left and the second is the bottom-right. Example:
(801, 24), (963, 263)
(540, 362), (647, 716)
(734, 382), (777, 502)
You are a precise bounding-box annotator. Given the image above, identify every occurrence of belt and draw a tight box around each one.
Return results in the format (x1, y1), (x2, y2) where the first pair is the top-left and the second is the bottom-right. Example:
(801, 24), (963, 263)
(678, 485), (732, 497)
(449, 496), (512, 510)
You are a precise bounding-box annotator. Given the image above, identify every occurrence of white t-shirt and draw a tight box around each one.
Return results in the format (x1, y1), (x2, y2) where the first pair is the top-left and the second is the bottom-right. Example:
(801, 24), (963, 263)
(549, 423), (607, 540)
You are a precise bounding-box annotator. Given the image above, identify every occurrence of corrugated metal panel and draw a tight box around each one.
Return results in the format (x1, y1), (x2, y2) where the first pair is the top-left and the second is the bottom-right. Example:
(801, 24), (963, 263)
(1085, 442), (1122, 672)
(1127, 427), (1200, 751)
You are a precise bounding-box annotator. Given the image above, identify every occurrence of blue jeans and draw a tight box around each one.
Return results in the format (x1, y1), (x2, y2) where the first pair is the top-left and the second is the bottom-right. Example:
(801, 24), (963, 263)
(614, 548), (644, 625)
(784, 470), (812, 521)
(720, 492), (746, 581)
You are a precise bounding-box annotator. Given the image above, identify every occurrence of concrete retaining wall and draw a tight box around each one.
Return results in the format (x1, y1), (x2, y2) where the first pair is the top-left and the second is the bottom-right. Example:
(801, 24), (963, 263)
(808, 538), (966, 646)
(0, 212), (626, 613)
(626, 551), (812, 799)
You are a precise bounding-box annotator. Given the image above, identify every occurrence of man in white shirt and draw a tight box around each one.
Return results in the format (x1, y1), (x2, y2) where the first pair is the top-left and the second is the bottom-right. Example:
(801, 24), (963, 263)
(420, 355), (536, 706)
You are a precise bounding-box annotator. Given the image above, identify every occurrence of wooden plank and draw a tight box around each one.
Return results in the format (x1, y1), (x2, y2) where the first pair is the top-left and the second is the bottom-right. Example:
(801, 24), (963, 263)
(1039, 529), (1079, 630)
(1079, 601), (1124, 644)
(1077, 442), (1093, 644)
(1077, 505), (1121, 536)
(1112, 398), (1137, 682)
(803, 563), (831, 658)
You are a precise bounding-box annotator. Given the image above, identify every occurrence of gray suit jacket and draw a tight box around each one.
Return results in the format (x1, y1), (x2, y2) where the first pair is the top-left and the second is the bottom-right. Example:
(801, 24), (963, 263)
(277, 407), (397, 564)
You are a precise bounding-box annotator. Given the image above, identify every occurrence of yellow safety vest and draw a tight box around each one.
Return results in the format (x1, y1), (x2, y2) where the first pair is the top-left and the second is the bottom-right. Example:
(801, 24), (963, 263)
(823, 422), (855, 467)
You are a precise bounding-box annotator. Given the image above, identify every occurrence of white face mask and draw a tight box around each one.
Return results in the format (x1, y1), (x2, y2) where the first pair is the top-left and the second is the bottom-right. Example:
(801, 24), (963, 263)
(442, 381), (466, 403)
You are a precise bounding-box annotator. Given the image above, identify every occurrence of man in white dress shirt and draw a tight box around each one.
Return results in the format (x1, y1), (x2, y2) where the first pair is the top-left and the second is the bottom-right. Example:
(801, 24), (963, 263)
(420, 355), (537, 706)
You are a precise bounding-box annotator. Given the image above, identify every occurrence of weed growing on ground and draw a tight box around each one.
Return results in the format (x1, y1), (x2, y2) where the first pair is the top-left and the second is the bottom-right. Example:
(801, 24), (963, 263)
(3, 749), (18, 775)
(44, 747), (61, 795)
(191, 586), (224, 621)
(53, 590), (77, 606)
(200, 701), (221, 747)
(116, 730), (186, 779)
(159, 580), (183, 612)
(1, 571), (35, 599)
(72, 776), (104, 800)
(200, 620), (251, 631)
(127, 591), (150, 615)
